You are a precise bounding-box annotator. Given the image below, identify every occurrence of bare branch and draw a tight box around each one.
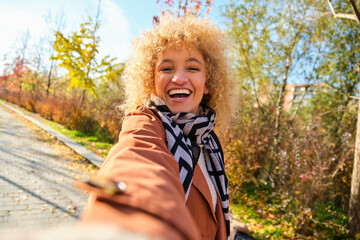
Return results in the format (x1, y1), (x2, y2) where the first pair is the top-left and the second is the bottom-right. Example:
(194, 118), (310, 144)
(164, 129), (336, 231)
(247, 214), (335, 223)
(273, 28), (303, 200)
(326, 0), (337, 16)
(348, 0), (360, 23)
(239, 43), (263, 113)
(326, 0), (360, 22)
(333, 12), (359, 21)
(290, 48), (322, 121)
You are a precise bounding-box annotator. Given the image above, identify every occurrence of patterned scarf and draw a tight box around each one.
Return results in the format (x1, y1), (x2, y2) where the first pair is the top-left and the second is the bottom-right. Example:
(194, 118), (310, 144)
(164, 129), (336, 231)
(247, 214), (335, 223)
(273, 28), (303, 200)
(149, 96), (230, 236)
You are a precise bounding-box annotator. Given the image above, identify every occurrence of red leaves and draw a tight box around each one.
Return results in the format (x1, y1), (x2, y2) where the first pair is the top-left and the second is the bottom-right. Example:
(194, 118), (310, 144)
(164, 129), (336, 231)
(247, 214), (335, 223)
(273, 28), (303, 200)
(0, 57), (30, 92)
(153, 16), (160, 24)
(163, 0), (174, 7)
(0, 73), (10, 82)
(11, 59), (29, 79)
(300, 171), (317, 181)
(154, 0), (213, 20)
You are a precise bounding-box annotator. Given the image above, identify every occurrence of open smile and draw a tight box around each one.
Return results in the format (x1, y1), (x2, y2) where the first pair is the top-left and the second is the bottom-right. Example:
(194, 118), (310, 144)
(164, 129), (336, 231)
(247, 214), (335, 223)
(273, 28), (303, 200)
(168, 89), (192, 101)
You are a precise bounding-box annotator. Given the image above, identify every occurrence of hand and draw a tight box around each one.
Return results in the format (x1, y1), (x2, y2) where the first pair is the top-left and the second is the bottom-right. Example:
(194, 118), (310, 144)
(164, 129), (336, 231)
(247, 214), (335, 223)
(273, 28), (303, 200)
(229, 215), (250, 240)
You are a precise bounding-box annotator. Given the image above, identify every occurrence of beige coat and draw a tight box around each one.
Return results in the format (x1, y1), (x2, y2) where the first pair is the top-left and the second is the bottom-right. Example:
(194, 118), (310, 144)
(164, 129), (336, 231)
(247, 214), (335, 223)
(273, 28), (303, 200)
(79, 106), (227, 240)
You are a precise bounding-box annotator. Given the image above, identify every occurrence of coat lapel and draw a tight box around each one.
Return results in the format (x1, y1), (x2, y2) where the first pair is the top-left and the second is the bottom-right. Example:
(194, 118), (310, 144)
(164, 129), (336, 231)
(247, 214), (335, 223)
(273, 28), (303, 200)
(192, 164), (217, 222)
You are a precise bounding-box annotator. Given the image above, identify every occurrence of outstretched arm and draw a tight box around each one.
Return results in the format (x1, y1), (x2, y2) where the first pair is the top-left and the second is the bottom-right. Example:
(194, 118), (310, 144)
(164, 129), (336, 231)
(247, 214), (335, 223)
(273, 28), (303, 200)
(78, 107), (200, 240)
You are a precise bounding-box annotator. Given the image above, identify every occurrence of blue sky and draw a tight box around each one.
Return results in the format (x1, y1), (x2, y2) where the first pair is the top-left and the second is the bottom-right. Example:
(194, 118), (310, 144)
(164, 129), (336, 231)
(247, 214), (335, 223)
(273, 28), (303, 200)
(0, 0), (228, 70)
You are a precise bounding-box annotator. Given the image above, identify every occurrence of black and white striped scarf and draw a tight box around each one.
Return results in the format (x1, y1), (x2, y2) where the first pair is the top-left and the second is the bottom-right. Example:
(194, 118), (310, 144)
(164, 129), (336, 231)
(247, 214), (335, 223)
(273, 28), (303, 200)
(150, 96), (230, 236)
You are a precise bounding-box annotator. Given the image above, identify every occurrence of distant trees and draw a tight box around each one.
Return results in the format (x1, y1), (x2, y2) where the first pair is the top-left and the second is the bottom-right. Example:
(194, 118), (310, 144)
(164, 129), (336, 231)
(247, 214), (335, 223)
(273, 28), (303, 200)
(0, 0), (125, 142)
(224, 0), (327, 185)
(223, 0), (359, 237)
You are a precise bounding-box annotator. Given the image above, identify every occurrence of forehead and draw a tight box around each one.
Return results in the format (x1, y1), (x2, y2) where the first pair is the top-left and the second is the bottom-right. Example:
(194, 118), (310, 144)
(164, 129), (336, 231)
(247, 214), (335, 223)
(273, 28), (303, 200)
(156, 42), (204, 61)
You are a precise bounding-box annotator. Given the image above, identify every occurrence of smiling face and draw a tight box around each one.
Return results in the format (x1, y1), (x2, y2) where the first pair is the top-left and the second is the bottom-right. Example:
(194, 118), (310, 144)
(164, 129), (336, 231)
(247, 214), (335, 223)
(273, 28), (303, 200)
(154, 44), (207, 114)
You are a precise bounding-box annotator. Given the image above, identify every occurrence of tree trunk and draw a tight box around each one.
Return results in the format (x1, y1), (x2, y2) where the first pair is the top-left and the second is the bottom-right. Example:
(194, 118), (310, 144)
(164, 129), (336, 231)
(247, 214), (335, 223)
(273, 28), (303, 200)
(349, 85), (360, 237)
(347, 1), (360, 236)
(257, 64), (290, 186)
(80, 89), (86, 106)
(46, 58), (54, 96)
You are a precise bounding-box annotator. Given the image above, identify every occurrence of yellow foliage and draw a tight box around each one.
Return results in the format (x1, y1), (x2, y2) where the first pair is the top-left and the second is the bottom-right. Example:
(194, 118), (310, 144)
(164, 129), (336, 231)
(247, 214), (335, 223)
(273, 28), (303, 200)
(52, 17), (123, 99)
(355, 233), (360, 240)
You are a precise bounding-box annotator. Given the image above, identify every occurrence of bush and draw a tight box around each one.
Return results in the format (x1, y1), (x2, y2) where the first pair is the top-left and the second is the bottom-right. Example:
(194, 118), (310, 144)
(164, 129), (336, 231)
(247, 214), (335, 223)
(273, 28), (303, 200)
(224, 91), (354, 238)
(0, 88), (122, 144)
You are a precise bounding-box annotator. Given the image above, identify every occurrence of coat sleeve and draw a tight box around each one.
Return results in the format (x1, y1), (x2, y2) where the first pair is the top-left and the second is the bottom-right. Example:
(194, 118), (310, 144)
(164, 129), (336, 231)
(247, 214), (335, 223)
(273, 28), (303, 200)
(78, 106), (201, 240)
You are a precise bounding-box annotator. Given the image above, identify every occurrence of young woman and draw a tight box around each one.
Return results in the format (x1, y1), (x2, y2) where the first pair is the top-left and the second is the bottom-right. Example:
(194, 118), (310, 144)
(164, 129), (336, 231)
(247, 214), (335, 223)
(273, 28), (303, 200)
(78, 15), (247, 240)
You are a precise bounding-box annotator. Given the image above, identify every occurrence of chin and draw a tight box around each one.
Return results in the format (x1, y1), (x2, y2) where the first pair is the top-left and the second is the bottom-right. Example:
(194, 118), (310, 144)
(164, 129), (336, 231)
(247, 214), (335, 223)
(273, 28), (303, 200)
(169, 108), (186, 114)
(168, 106), (185, 114)
(169, 106), (197, 114)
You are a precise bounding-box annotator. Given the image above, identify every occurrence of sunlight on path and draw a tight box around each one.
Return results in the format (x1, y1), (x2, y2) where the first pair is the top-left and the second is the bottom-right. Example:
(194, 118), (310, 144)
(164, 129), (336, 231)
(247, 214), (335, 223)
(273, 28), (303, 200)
(0, 104), (90, 234)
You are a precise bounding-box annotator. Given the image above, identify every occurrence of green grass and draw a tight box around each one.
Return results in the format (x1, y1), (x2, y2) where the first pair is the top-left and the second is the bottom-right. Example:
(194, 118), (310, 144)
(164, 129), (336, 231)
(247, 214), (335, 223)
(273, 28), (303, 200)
(43, 119), (113, 158)
(231, 183), (350, 239)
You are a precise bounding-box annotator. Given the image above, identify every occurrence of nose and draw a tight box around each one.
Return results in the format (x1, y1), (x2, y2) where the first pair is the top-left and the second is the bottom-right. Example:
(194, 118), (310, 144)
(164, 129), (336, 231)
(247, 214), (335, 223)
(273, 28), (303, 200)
(172, 69), (188, 85)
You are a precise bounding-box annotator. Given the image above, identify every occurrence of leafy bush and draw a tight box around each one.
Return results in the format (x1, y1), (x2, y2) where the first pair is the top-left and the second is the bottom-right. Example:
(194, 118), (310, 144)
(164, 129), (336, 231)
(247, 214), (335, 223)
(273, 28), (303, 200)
(225, 96), (354, 238)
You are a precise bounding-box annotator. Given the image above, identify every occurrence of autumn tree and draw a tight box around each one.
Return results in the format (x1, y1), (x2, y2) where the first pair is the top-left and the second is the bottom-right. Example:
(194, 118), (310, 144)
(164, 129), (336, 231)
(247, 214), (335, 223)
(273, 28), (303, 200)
(0, 32), (31, 93)
(7, 58), (29, 92)
(12, 31), (31, 94)
(52, 6), (122, 105)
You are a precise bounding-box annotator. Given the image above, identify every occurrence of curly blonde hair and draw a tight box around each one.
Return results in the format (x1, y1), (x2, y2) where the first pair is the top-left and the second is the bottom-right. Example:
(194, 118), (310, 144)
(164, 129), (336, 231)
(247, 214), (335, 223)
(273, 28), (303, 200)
(122, 15), (235, 131)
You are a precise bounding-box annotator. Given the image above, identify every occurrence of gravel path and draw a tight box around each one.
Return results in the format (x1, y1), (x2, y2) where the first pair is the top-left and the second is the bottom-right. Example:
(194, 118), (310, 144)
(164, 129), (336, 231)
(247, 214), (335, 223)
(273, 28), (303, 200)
(0, 104), (94, 234)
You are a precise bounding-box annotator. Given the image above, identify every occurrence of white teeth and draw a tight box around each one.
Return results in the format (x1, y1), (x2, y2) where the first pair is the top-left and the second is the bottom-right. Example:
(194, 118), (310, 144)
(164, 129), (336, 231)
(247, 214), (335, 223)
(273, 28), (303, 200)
(169, 89), (191, 95)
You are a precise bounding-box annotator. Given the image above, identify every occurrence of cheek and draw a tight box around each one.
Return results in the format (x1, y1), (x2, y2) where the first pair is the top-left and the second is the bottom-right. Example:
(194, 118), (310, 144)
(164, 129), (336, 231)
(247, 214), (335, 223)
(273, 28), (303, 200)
(154, 77), (159, 94)
(198, 75), (207, 94)
(154, 75), (165, 96)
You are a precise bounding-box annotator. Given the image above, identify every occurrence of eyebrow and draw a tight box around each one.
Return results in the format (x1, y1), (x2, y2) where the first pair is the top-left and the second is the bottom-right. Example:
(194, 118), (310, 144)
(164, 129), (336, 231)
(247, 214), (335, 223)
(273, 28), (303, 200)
(158, 58), (203, 65)
(186, 57), (203, 65)
(159, 59), (173, 64)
